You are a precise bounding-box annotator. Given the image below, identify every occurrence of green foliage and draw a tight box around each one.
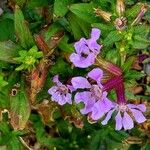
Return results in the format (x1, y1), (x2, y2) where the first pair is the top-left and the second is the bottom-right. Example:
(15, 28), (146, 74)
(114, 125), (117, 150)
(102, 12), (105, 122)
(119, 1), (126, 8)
(0, 0), (149, 149)
(14, 6), (35, 49)
(0, 41), (20, 63)
(14, 45), (43, 71)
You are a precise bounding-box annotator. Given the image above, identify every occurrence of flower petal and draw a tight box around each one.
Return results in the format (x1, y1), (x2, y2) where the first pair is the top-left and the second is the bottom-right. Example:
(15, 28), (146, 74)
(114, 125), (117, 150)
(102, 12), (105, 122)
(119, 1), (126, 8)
(122, 112), (134, 130)
(74, 91), (91, 104)
(64, 93), (72, 104)
(91, 101), (104, 120)
(53, 75), (62, 86)
(115, 111), (123, 130)
(127, 104), (146, 112)
(75, 91), (94, 114)
(102, 97), (115, 112)
(71, 77), (91, 89)
(101, 109), (115, 125)
(51, 91), (61, 103)
(74, 38), (89, 54)
(87, 40), (102, 55)
(130, 109), (146, 123)
(90, 28), (101, 40)
(69, 52), (96, 68)
(87, 68), (103, 82)
(48, 86), (58, 95)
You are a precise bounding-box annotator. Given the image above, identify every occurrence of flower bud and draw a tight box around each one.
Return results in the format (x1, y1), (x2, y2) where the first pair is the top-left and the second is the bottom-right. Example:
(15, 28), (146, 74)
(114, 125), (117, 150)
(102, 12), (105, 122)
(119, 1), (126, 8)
(131, 5), (148, 26)
(116, 0), (125, 16)
(94, 8), (112, 22)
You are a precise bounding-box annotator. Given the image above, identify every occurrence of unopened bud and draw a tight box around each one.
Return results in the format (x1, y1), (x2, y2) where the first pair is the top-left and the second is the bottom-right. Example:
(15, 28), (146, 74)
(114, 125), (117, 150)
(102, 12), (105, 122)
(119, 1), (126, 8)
(116, 0), (125, 16)
(94, 8), (112, 22)
(131, 5), (148, 26)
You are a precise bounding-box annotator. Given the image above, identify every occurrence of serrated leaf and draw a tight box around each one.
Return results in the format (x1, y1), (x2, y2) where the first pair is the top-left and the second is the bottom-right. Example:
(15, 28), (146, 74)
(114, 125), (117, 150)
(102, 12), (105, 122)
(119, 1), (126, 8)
(0, 41), (20, 63)
(122, 56), (135, 72)
(126, 3), (141, 19)
(133, 25), (150, 37)
(103, 31), (123, 46)
(69, 3), (99, 23)
(14, 6), (34, 49)
(10, 83), (30, 130)
(125, 70), (145, 81)
(132, 35), (150, 49)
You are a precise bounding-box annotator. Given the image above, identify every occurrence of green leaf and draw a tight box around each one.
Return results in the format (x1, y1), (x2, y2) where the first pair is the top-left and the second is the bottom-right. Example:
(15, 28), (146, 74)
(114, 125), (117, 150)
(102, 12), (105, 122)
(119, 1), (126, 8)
(67, 12), (90, 39)
(54, 0), (72, 17)
(10, 82), (31, 130)
(58, 35), (74, 52)
(44, 23), (63, 42)
(145, 10), (150, 22)
(69, 3), (99, 23)
(132, 35), (150, 49)
(14, 6), (34, 49)
(103, 31), (123, 46)
(27, 0), (50, 8)
(0, 19), (15, 41)
(122, 56), (135, 73)
(125, 70), (145, 81)
(0, 41), (20, 63)
(133, 25), (150, 37)
(0, 122), (10, 134)
(92, 23), (114, 37)
(50, 58), (73, 78)
(126, 3), (141, 19)
(7, 135), (21, 150)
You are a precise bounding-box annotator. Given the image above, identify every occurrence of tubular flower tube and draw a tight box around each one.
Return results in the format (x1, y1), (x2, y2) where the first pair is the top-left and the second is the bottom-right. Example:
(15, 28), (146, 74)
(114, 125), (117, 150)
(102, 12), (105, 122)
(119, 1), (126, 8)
(48, 75), (72, 105)
(71, 68), (114, 115)
(69, 28), (102, 68)
(95, 56), (123, 76)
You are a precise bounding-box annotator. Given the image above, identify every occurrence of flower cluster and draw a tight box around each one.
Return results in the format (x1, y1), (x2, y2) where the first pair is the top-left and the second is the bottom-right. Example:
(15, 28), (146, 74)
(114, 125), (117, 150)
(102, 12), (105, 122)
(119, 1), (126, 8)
(48, 28), (147, 130)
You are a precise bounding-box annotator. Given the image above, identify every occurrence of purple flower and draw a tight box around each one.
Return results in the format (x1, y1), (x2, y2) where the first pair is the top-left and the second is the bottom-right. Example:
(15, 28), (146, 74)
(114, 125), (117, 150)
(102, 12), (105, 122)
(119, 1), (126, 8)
(100, 102), (146, 130)
(70, 28), (102, 68)
(71, 68), (113, 116)
(48, 75), (72, 105)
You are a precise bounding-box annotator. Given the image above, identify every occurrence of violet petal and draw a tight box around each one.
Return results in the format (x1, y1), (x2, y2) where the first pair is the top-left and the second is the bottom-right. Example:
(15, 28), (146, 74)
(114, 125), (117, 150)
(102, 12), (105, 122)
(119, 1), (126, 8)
(127, 104), (146, 112)
(122, 112), (134, 130)
(115, 111), (123, 130)
(69, 52), (96, 68)
(74, 38), (89, 54)
(87, 68), (103, 82)
(48, 86), (58, 95)
(71, 77), (91, 89)
(90, 28), (101, 40)
(101, 109), (115, 125)
(53, 75), (62, 86)
(130, 108), (146, 123)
